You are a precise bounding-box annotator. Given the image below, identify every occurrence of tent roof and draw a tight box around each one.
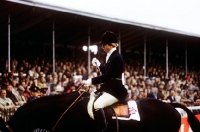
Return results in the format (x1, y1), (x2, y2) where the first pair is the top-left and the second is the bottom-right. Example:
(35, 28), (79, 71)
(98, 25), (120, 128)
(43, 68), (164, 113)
(1, 0), (200, 68)
(7, 0), (200, 38)
(0, 0), (200, 56)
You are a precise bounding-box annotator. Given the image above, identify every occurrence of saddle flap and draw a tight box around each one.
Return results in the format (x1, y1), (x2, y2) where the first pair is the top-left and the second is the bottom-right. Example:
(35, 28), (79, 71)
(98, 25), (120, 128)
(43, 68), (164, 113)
(113, 104), (129, 117)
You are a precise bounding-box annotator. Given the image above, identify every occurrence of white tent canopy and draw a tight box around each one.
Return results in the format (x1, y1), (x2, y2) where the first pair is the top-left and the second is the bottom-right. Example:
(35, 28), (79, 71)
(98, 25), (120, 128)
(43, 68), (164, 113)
(7, 0), (200, 38)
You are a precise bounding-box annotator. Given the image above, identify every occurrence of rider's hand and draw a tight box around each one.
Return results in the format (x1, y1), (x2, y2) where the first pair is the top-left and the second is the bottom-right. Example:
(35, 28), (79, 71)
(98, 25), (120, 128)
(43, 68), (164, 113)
(82, 78), (92, 86)
(90, 92), (98, 98)
(92, 58), (101, 67)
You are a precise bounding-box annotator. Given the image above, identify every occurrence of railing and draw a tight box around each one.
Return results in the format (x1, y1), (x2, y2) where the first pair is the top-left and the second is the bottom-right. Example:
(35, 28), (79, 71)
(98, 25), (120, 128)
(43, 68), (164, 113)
(0, 107), (17, 122)
(176, 106), (200, 132)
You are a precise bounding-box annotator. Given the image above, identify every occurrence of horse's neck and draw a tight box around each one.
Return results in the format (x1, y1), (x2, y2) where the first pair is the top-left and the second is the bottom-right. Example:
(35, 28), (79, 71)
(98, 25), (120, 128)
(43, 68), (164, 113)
(64, 96), (97, 131)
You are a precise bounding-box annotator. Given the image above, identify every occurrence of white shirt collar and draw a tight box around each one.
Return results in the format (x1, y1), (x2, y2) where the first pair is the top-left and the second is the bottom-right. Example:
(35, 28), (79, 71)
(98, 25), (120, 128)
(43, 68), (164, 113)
(107, 47), (116, 56)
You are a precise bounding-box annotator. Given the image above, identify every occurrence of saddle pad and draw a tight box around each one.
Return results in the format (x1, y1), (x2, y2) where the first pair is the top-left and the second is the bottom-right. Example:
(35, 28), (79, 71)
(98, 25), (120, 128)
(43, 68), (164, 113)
(87, 93), (96, 120)
(112, 100), (140, 121)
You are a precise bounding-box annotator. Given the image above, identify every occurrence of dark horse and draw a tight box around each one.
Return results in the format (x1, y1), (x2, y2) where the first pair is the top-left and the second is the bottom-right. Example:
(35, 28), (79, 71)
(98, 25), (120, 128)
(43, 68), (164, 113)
(1, 91), (200, 132)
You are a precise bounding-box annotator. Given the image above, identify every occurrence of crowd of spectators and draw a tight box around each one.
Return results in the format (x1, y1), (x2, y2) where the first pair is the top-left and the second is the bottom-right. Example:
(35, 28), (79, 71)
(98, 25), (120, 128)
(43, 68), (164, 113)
(0, 55), (200, 115)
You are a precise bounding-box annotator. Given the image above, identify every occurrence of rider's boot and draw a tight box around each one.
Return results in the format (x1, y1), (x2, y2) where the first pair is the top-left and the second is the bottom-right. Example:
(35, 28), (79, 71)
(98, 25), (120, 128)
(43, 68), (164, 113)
(94, 108), (107, 132)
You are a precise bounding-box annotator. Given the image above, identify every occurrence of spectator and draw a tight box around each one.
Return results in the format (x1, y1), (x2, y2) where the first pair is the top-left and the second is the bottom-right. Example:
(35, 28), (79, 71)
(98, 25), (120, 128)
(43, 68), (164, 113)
(29, 77), (39, 93)
(11, 79), (19, 95)
(38, 76), (47, 88)
(18, 70), (25, 84)
(57, 72), (63, 81)
(137, 90), (145, 100)
(38, 71), (45, 80)
(166, 90), (176, 103)
(145, 81), (152, 94)
(129, 85), (138, 99)
(194, 98), (200, 106)
(0, 78), (10, 90)
(149, 85), (158, 99)
(0, 72), (8, 82)
(194, 89), (200, 102)
(130, 94), (137, 101)
(32, 72), (39, 79)
(23, 61), (30, 74)
(157, 84), (165, 101)
(36, 66), (42, 78)
(0, 89), (16, 110)
(7, 72), (14, 84)
(50, 85), (63, 95)
(6, 84), (19, 106)
(28, 65), (36, 77)
(186, 88), (195, 102)
(193, 98), (200, 114)
(50, 77), (58, 92)
(66, 83), (76, 94)
(175, 89), (182, 103)
(39, 87), (48, 97)
(15, 85), (27, 106)
(46, 74), (53, 88)
(183, 99), (194, 107)
(27, 86), (41, 102)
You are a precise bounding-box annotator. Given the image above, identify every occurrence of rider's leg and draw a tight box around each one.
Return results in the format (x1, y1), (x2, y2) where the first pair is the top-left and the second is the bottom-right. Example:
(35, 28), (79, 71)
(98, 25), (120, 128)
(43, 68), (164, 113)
(93, 92), (118, 131)
(94, 92), (118, 109)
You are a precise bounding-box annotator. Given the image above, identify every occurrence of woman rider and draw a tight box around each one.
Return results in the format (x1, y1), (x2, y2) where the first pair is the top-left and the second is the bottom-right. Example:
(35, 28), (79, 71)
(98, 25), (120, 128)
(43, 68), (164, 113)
(83, 30), (128, 131)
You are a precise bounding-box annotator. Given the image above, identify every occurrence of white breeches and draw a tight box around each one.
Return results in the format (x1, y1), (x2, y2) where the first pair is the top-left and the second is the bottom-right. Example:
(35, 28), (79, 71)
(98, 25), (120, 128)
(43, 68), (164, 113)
(94, 92), (118, 109)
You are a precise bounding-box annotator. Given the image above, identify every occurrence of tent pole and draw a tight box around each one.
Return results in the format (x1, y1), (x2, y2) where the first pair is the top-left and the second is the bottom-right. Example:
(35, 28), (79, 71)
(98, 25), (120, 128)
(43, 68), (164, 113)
(8, 12), (11, 72)
(149, 45), (151, 64)
(118, 29), (121, 54)
(88, 26), (91, 74)
(52, 19), (55, 73)
(144, 35), (146, 77)
(166, 38), (169, 79)
(185, 43), (187, 76)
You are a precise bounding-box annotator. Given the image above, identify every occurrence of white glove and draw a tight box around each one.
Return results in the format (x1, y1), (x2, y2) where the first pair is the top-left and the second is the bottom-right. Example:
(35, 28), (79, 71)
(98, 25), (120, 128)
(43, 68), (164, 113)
(90, 92), (98, 98)
(92, 58), (101, 67)
(83, 78), (92, 86)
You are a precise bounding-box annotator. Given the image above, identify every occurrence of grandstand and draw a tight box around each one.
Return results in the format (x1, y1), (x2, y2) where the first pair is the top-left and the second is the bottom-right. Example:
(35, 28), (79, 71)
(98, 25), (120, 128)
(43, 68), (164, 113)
(1, 1), (200, 73)
(0, 1), (200, 132)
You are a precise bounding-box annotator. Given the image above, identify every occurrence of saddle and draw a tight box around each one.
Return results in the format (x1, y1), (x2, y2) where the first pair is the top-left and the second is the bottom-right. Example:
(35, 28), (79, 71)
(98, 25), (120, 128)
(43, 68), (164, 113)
(112, 103), (129, 117)
(92, 101), (129, 132)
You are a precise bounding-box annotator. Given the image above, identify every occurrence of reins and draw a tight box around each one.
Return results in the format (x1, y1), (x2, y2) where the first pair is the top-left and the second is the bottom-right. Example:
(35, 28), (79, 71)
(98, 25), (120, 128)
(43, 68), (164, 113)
(52, 84), (89, 132)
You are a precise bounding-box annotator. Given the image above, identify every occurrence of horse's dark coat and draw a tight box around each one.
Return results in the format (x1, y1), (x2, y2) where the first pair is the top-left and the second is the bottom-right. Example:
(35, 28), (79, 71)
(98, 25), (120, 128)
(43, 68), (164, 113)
(1, 91), (199, 132)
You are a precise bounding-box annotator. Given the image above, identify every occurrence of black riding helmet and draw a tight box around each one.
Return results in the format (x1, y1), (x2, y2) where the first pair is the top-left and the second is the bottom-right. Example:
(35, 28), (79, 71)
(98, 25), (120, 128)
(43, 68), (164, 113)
(99, 30), (118, 46)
